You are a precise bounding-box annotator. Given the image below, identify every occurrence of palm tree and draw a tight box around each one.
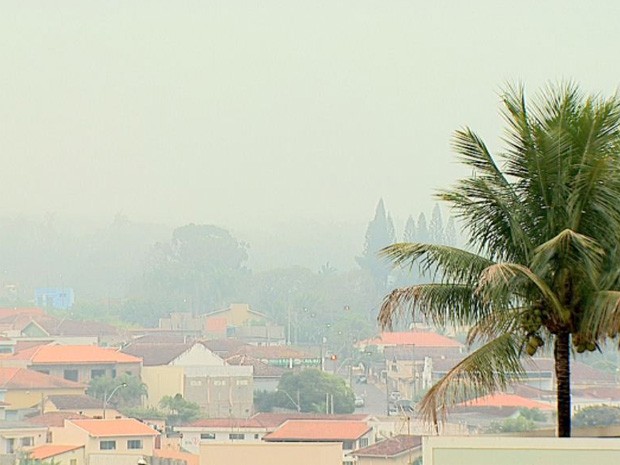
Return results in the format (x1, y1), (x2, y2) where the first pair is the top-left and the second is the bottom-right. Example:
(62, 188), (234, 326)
(379, 83), (620, 437)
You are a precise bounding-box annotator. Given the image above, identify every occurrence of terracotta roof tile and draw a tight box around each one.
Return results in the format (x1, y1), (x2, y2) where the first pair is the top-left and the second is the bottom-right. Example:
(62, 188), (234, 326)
(456, 393), (554, 410)
(28, 444), (83, 460)
(263, 420), (371, 441)
(69, 418), (159, 437)
(225, 354), (286, 377)
(154, 449), (199, 465)
(26, 412), (88, 427)
(10, 345), (141, 364)
(0, 367), (85, 389)
(231, 345), (317, 360)
(351, 435), (421, 457)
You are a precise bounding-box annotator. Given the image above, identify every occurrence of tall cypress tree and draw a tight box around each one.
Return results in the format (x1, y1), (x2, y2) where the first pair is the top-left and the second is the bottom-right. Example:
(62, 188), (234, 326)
(429, 204), (444, 244)
(357, 199), (396, 293)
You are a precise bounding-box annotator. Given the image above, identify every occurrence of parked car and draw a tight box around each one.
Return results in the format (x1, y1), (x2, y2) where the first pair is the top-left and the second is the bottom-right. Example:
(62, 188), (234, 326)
(389, 391), (402, 401)
(356, 375), (368, 384)
(394, 399), (414, 412)
(355, 396), (365, 408)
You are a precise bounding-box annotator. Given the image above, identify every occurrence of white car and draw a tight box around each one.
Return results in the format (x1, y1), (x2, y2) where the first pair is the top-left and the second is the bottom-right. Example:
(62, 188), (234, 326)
(354, 396), (365, 407)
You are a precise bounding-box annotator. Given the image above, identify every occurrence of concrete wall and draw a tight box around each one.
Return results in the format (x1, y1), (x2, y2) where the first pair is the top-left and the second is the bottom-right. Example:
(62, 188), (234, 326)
(200, 442), (342, 465)
(142, 366), (185, 408)
(423, 436), (620, 465)
(177, 427), (266, 454)
(29, 362), (141, 384)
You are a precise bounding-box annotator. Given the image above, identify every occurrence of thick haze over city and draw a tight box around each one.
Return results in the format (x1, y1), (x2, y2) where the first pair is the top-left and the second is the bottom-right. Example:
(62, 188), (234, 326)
(2, 1), (620, 272)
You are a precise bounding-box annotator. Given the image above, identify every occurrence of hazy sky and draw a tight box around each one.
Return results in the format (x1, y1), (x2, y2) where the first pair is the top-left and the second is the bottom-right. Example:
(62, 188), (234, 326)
(2, 1), (620, 230)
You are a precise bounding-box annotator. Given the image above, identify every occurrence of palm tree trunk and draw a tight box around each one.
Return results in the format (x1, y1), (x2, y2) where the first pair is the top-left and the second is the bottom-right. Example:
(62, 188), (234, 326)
(554, 331), (571, 437)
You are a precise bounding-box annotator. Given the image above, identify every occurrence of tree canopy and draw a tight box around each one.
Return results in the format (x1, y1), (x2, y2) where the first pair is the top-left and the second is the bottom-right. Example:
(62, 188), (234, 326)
(379, 83), (620, 437)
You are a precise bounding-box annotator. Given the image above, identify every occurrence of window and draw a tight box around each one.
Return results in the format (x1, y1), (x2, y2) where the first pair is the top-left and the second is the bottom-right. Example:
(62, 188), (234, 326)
(359, 438), (369, 448)
(35, 369), (50, 375)
(127, 440), (143, 450)
(229, 433), (245, 440)
(254, 434), (260, 439)
(200, 433), (216, 440)
(100, 440), (116, 450)
(6, 438), (14, 454)
(342, 441), (355, 450)
(236, 379), (249, 386)
(190, 380), (202, 387)
(20, 437), (33, 447)
(63, 369), (79, 382)
(214, 380), (226, 386)
(91, 369), (105, 379)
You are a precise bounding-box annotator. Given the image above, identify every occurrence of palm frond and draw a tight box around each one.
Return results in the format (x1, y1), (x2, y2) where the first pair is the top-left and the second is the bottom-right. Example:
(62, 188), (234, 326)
(418, 333), (524, 425)
(378, 283), (487, 330)
(583, 291), (620, 339)
(530, 229), (605, 289)
(381, 243), (493, 285)
(467, 307), (526, 344)
(476, 263), (569, 323)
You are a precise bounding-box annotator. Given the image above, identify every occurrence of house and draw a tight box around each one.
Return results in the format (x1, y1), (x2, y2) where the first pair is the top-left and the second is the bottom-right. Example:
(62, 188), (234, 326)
(349, 435), (423, 465)
(0, 421), (48, 455)
(225, 354), (286, 391)
(199, 442), (342, 465)
(127, 342), (254, 417)
(4, 344), (142, 383)
(176, 412), (374, 455)
(53, 418), (159, 465)
(228, 345), (321, 370)
(0, 367), (85, 417)
(44, 394), (122, 419)
(263, 420), (374, 465)
(360, 331), (463, 357)
(176, 417), (268, 454)
(27, 444), (85, 465)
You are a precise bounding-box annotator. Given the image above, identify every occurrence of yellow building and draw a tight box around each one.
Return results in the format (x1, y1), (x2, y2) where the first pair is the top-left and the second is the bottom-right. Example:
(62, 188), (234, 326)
(0, 367), (86, 412)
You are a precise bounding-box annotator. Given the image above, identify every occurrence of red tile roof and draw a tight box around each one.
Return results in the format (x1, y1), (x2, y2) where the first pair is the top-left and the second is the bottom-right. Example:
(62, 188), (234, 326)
(0, 367), (85, 389)
(263, 420), (371, 441)
(28, 444), (83, 460)
(10, 345), (141, 365)
(364, 331), (462, 348)
(69, 418), (159, 437)
(456, 393), (553, 410)
(26, 412), (89, 427)
(351, 435), (422, 457)
(154, 449), (199, 465)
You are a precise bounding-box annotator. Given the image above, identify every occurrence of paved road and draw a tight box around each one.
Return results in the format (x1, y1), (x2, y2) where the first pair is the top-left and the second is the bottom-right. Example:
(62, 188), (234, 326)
(352, 381), (390, 416)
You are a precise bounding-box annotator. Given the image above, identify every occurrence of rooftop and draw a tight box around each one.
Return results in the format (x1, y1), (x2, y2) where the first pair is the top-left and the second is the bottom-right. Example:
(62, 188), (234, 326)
(264, 420), (371, 441)
(363, 331), (463, 348)
(69, 418), (159, 437)
(9, 344), (142, 365)
(455, 393), (554, 410)
(251, 412), (372, 428)
(27, 444), (83, 460)
(47, 394), (103, 410)
(351, 435), (422, 457)
(0, 367), (84, 389)
(26, 412), (89, 428)
(121, 343), (193, 366)
(182, 418), (265, 429)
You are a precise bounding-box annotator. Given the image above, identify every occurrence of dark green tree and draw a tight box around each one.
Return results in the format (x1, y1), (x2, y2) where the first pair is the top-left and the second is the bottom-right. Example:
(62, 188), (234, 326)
(87, 374), (147, 409)
(276, 369), (355, 414)
(159, 393), (201, 425)
(573, 405), (620, 428)
(379, 83), (620, 437)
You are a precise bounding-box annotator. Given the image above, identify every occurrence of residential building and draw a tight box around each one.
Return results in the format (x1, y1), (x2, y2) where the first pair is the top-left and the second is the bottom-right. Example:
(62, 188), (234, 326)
(0, 367), (85, 417)
(176, 418), (268, 454)
(263, 419), (374, 465)
(199, 442), (342, 465)
(53, 418), (159, 465)
(224, 354), (285, 391)
(4, 344), (142, 384)
(0, 421), (48, 455)
(350, 435), (423, 465)
(44, 394), (122, 419)
(27, 444), (85, 465)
